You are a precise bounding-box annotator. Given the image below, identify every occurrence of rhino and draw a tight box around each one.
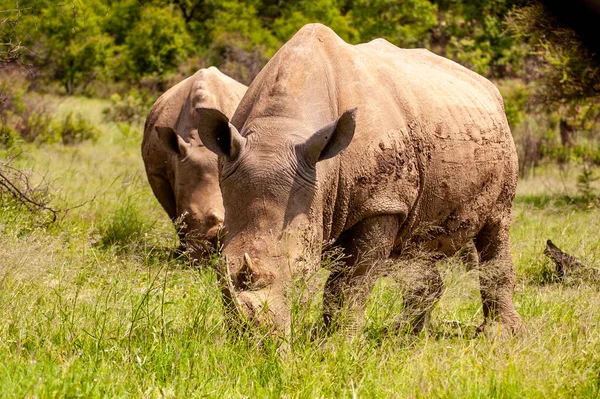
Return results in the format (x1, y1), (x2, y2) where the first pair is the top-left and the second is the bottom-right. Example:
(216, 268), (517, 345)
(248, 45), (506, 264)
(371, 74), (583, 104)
(195, 24), (523, 334)
(142, 67), (247, 259)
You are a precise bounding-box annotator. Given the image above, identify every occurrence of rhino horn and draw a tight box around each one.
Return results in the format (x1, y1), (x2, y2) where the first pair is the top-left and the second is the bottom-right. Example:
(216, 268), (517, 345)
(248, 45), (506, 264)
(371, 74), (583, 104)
(237, 252), (253, 288)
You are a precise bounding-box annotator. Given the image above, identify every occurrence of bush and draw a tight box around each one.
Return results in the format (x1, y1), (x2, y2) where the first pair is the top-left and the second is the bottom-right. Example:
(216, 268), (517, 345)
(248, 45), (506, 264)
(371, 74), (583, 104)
(96, 193), (153, 252)
(102, 90), (149, 125)
(349, 0), (437, 47)
(576, 165), (599, 205)
(498, 79), (531, 128)
(1, 70), (98, 146)
(56, 112), (99, 145)
(0, 72), (26, 120)
(15, 95), (54, 142)
(208, 32), (270, 85)
(121, 6), (191, 82)
(0, 70), (28, 147)
(512, 114), (551, 176)
(0, 124), (18, 147)
(16, 106), (98, 146)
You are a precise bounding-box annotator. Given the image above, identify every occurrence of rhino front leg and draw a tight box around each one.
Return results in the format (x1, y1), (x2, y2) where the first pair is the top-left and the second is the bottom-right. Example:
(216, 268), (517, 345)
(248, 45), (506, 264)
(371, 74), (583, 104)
(475, 218), (523, 333)
(323, 215), (400, 334)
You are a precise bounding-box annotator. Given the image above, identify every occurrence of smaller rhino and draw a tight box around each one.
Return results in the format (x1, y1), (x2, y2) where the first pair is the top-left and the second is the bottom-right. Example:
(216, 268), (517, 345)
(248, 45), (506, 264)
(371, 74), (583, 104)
(142, 67), (247, 259)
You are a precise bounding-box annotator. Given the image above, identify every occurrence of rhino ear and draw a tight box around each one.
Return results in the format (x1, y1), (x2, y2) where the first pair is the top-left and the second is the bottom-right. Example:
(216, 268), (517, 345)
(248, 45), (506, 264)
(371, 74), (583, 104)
(156, 126), (191, 156)
(195, 107), (245, 159)
(302, 108), (357, 165)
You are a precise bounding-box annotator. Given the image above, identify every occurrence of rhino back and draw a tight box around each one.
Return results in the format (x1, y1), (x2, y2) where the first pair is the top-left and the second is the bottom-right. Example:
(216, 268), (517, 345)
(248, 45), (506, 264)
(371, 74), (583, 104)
(233, 24), (517, 250)
(351, 38), (517, 251)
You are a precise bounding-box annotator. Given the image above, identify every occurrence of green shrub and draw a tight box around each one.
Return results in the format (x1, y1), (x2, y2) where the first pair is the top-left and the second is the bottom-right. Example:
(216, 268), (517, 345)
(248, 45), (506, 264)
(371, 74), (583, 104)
(0, 73), (26, 119)
(1, 71), (30, 146)
(0, 123), (19, 147)
(208, 32), (270, 85)
(121, 6), (191, 82)
(576, 165), (599, 205)
(96, 194), (153, 252)
(16, 96), (53, 142)
(499, 79), (531, 128)
(349, 0), (437, 47)
(102, 90), (149, 125)
(55, 112), (99, 145)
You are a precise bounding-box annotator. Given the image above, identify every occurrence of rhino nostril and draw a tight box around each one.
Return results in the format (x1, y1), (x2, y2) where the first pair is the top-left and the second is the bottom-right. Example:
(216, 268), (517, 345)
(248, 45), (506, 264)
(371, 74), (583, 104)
(206, 210), (224, 226)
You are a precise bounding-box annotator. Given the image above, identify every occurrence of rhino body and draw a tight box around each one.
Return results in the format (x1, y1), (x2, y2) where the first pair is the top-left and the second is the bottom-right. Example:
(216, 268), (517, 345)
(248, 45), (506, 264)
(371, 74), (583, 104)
(197, 24), (521, 332)
(142, 67), (247, 259)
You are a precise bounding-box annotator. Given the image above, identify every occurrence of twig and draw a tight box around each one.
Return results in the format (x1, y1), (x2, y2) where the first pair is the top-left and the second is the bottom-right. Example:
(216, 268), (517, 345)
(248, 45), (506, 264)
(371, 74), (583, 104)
(0, 154), (95, 225)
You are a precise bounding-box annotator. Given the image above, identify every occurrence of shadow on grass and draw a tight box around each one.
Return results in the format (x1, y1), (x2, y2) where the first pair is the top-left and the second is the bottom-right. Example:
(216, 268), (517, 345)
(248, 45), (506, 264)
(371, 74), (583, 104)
(515, 193), (598, 209)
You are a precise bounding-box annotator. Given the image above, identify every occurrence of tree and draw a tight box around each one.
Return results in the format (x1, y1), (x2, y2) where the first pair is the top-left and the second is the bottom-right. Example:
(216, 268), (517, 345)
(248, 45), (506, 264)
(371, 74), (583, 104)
(121, 5), (191, 82)
(431, 0), (529, 77)
(349, 0), (438, 48)
(508, 3), (600, 127)
(203, 0), (279, 84)
(0, 3), (25, 67)
(270, 0), (358, 43)
(15, 1), (114, 94)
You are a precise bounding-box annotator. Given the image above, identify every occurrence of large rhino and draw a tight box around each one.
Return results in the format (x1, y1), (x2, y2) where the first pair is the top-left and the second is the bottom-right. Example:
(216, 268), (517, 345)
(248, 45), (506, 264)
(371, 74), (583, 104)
(142, 67), (247, 259)
(196, 24), (522, 333)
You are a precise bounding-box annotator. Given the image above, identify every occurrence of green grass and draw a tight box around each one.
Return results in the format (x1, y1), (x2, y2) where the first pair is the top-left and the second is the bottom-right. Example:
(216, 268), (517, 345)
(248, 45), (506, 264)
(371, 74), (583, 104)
(1, 96), (600, 398)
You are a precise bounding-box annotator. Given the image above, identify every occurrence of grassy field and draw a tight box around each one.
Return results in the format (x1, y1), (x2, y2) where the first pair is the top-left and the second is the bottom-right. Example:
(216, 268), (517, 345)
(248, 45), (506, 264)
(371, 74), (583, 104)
(1, 97), (599, 398)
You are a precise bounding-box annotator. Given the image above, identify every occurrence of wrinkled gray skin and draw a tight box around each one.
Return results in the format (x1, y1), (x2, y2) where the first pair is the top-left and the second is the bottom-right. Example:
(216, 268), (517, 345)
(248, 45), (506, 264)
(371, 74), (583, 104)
(197, 24), (522, 333)
(142, 67), (247, 259)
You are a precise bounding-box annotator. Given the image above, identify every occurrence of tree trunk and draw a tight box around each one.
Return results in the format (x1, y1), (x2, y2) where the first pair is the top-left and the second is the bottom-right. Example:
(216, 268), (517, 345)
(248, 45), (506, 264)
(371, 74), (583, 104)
(559, 119), (575, 148)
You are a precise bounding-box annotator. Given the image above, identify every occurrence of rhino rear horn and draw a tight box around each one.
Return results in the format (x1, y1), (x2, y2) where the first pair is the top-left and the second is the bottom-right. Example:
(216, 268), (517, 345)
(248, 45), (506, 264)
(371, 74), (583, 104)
(195, 107), (246, 159)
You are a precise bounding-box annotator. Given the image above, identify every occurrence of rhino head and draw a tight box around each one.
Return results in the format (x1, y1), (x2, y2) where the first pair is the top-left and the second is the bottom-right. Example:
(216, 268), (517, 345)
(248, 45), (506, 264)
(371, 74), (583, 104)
(155, 125), (224, 259)
(196, 107), (356, 331)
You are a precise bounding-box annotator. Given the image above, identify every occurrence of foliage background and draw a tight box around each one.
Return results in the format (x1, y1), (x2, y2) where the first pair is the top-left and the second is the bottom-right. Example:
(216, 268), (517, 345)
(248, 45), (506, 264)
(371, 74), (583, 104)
(2, 0), (599, 174)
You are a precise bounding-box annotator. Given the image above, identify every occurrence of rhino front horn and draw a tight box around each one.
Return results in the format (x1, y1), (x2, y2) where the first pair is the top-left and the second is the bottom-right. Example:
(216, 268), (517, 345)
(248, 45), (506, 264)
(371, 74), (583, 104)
(237, 252), (253, 288)
(243, 252), (254, 270)
(241, 253), (275, 289)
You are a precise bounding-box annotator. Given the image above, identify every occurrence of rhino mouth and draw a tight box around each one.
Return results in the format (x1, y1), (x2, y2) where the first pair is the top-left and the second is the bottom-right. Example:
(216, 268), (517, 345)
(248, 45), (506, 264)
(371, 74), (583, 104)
(218, 255), (290, 331)
(178, 226), (224, 260)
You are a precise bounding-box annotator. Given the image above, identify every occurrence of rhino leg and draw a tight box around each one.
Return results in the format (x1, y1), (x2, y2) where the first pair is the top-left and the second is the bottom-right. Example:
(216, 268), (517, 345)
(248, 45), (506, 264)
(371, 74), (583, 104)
(395, 260), (443, 334)
(474, 218), (523, 333)
(323, 215), (400, 334)
(458, 240), (479, 271)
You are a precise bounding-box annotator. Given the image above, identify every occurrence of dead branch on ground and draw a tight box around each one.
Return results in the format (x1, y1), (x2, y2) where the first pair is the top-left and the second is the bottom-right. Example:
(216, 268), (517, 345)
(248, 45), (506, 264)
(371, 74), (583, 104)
(0, 153), (94, 225)
(544, 239), (593, 281)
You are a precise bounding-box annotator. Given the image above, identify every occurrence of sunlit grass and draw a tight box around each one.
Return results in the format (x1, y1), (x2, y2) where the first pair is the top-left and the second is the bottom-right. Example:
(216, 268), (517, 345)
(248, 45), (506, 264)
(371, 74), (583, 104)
(1, 96), (599, 397)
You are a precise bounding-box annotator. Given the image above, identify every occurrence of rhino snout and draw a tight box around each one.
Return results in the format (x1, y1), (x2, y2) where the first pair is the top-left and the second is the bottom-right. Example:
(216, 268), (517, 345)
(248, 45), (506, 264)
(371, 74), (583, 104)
(205, 209), (224, 227)
(182, 208), (223, 235)
(235, 289), (290, 331)
(231, 253), (276, 290)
